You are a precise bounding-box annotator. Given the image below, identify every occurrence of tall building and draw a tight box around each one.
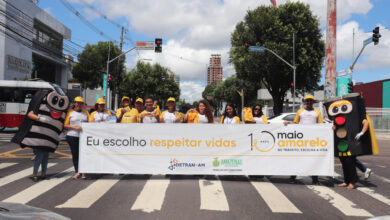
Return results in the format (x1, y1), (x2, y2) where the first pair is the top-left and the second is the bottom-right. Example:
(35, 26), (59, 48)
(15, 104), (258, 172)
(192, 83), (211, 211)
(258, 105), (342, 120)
(0, 0), (72, 91)
(207, 54), (223, 85)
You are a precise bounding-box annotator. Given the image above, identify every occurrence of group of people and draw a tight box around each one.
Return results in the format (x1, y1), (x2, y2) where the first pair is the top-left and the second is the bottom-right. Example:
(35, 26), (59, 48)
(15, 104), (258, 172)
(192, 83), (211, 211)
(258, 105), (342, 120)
(25, 93), (373, 188)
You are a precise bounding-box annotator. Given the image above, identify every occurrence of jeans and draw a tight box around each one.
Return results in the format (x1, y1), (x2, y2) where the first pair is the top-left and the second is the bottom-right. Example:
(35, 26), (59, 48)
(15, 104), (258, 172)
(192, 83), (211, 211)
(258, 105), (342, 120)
(355, 159), (367, 173)
(66, 136), (80, 173)
(33, 149), (49, 175)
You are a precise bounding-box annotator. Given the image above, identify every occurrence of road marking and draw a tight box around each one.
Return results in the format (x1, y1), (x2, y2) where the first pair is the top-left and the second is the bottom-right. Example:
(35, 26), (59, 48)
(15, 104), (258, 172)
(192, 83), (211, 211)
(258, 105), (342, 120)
(302, 177), (373, 217)
(3, 167), (73, 204)
(358, 187), (390, 206)
(0, 163), (56, 187)
(334, 172), (390, 207)
(199, 177), (229, 211)
(0, 163), (17, 169)
(56, 175), (122, 208)
(131, 175), (170, 213)
(250, 178), (301, 213)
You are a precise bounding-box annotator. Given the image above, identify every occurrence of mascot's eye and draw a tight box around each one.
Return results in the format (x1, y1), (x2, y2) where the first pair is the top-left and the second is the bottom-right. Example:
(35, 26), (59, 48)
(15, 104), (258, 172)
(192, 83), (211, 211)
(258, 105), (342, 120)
(341, 105), (348, 112)
(52, 96), (58, 105)
(332, 106), (338, 114)
(59, 99), (65, 107)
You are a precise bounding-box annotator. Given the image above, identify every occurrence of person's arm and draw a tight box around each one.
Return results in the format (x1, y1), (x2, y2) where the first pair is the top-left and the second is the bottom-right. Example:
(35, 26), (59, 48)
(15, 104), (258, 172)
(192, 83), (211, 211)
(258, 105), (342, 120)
(234, 116), (241, 124)
(355, 120), (369, 140)
(27, 110), (40, 121)
(262, 115), (268, 124)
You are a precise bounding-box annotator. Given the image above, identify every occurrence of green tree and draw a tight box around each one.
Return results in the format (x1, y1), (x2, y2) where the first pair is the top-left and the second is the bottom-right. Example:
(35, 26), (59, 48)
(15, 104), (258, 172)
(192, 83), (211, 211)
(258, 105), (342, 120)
(72, 41), (125, 89)
(230, 2), (324, 114)
(120, 61), (180, 106)
(202, 81), (219, 108)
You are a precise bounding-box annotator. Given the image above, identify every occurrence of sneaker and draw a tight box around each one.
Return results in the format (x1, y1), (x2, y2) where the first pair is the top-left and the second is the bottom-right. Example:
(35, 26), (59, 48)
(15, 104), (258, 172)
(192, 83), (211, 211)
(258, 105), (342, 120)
(31, 176), (38, 182)
(364, 168), (372, 180)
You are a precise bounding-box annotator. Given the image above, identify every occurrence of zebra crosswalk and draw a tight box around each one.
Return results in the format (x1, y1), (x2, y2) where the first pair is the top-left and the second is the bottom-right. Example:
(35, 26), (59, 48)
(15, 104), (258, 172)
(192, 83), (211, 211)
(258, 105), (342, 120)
(1, 162), (390, 218)
(0, 132), (14, 142)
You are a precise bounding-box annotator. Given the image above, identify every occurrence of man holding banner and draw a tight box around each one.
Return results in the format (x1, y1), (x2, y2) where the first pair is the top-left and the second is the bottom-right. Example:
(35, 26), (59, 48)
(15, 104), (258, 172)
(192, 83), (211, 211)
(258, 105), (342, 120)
(284, 94), (324, 185)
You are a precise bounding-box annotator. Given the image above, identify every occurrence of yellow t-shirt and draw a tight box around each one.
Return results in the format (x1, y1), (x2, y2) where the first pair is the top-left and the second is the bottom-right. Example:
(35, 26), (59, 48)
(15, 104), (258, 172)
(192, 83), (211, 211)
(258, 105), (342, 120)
(89, 110), (112, 122)
(116, 106), (136, 123)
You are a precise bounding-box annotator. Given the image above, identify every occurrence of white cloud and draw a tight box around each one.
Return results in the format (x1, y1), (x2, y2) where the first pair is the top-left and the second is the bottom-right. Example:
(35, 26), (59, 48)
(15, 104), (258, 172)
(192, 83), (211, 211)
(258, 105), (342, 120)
(179, 81), (205, 103)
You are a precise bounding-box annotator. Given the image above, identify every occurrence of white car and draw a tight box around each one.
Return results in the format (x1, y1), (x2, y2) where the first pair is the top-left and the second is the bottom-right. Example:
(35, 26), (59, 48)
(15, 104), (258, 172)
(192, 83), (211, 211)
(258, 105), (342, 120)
(267, 113), (296, 124)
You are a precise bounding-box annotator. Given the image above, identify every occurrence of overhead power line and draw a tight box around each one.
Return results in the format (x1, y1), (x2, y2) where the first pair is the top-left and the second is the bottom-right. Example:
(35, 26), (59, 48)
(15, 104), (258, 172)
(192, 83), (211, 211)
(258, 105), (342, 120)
(58, 0), (117, 43)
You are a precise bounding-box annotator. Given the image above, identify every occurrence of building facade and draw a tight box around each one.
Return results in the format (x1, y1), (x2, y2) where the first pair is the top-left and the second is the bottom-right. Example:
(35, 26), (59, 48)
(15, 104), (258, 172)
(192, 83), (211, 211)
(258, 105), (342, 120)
(354, 79), (390, 108)
(207, 54), (223, 85)
(0, 0), (71, 91)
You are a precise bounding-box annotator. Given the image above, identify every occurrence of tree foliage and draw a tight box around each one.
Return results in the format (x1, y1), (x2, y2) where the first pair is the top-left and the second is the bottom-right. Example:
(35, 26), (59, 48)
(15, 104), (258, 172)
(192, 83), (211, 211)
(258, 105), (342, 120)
(72, 41), (125, 89)
(230, 2), (325, 114)
(120, 61), (180, 106)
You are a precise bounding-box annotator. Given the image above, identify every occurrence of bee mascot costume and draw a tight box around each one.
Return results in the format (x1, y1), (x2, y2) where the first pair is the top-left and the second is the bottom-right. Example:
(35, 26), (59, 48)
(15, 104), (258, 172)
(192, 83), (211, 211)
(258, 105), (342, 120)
(324, 93), (378, 189)
(12, 90), (69, 152)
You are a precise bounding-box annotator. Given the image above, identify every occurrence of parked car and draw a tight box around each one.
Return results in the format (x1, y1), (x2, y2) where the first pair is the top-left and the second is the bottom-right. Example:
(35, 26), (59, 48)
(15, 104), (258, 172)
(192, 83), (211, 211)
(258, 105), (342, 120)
(268, 113), (296, 124)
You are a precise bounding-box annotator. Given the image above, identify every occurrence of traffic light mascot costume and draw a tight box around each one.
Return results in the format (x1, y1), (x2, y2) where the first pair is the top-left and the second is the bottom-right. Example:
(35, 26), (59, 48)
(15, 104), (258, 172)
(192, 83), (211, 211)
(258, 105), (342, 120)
(12, 90), (69, 152)
(324, 93), (378, 189)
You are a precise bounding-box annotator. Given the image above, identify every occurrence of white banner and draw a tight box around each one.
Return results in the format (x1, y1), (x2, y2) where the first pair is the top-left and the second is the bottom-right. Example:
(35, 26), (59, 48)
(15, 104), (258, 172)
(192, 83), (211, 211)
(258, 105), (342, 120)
(79, 123), (334, 175)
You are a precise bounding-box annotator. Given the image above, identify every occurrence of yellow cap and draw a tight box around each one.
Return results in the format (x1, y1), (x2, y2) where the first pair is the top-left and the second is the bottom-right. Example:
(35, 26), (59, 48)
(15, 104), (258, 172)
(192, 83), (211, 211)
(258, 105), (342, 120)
(74, 96), (84, 103)
(167, 97), (175, 102)
(121, 96), (130, 102)
(135, 98), (143, 103)
(304, 94), (315, 100)
(96, 98), (106, 104)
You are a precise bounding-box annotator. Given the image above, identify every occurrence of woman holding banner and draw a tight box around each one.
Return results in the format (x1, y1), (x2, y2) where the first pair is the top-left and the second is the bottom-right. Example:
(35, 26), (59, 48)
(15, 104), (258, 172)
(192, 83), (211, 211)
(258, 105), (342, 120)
(159, 97), (184, 123)
(184, 100), (214, 123)
(141, 97), (159, 123)
(64, 97), (89, 179)
(219, 104), (240, 124)
(89, 98), (113, 122)
(244, 105), (268, 124)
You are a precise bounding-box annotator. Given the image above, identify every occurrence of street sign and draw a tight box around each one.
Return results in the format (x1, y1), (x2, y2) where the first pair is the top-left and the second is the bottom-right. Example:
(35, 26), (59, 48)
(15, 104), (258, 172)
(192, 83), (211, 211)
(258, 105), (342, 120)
(136, 41), (155, 50)
(103, 74), (107, 98)
(363, 37), (373, 46)
(249, 46), (265, 52)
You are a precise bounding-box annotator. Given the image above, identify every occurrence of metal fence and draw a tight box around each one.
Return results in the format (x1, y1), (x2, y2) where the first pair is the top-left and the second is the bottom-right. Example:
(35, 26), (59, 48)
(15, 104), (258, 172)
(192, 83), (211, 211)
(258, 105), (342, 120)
(366, 108), (390, 136)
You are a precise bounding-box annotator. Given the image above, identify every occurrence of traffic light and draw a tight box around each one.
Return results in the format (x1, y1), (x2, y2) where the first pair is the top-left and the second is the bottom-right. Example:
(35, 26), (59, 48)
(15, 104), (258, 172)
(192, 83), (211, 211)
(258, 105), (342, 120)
(348, 82), (353, 93)
(290, 82), (294, 95)
(372, 27), (381, 45)
(155, 38), (162, 53)
(108, 75), (112, 81)
(244, 42), (249, 51)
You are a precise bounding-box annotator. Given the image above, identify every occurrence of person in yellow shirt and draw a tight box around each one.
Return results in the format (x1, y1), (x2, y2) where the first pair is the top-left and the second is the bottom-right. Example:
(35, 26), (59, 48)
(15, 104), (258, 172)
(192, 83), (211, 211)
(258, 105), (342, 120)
(141, 97), (159, 123)
(284, 94), (323, 185)
(159, 97), (184, 123)
(64, 96), (89, 179)
(89, 98), (112, 122)
(116, 96), (132, 123)
(219, 104), (240, 124)
(185, 99), (214, 123)
(244, 105), (268, 124)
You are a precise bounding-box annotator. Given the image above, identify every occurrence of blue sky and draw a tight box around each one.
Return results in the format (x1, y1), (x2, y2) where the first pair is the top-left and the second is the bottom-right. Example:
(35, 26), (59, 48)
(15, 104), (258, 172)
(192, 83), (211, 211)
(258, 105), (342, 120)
(37, 0), (390, 103)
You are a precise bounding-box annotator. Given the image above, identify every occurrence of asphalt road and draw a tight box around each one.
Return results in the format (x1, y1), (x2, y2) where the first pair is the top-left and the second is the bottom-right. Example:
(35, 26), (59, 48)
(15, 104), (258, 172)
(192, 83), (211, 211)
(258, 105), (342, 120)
(0, 133), (389, 220)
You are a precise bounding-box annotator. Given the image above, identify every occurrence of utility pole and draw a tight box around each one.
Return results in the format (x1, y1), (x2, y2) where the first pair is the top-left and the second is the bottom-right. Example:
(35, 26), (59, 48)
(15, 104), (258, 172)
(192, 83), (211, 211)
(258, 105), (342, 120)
(114, 27), (124, 110)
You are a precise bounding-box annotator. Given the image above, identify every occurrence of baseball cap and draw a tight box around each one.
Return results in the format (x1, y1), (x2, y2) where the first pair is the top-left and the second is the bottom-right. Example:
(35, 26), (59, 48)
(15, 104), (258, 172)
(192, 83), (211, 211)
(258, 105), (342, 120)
(121, 96), (130, 102)
(74, 96), (84, 103)
(96, 98), (106, 104)
(304, 94), (315, 100)
(135, 98), (143, 103)
(167, 97), (175, 102)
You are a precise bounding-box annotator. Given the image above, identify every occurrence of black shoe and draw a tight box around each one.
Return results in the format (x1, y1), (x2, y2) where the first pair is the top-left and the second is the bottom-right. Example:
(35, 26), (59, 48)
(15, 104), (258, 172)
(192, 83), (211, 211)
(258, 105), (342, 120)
(312, 181), (320, 185)
(40, 175), (47, 180)
(31, 176), (38, 182)
(289, 178), (296, 184)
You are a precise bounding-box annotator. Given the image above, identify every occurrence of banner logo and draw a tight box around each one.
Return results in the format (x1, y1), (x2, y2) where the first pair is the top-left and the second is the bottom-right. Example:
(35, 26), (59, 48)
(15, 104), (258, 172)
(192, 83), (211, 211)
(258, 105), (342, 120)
(248, 131), (276, 152)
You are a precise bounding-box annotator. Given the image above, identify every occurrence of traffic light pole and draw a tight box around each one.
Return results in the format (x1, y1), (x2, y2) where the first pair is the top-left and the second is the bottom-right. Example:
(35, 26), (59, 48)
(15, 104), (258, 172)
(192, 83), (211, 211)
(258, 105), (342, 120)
(262, 47), (297, 112)
(105, 46), (136, 109)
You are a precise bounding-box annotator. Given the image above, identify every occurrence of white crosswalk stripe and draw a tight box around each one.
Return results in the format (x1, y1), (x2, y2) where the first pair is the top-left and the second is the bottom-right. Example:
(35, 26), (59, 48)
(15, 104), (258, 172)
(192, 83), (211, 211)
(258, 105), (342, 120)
(2, 165), (390, 218)
(334, 172), (390, 207)
(199, 177), (229, 211)
(251, 178), (302, 213)
(131, 175), (170, 213)
(2, 167), (73, 204)
(300, 176), (373, 217)
(0, 163), (57, 187)
(56, 175), (123, 208)
(0, 133), (14, 142)
(0, 163), (17, 170)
